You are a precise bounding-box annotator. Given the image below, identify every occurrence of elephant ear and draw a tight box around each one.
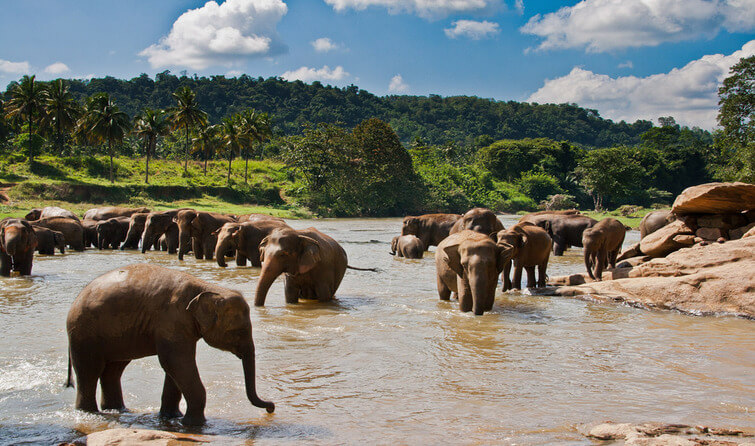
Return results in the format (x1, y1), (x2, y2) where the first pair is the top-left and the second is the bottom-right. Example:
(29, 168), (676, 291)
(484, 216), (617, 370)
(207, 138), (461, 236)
(442, 242), (463, 277)
(298, 235), (321, 274)
(390, 236), (398, 254)
(512, 225), (528, 248)
(258, 235), (271, 263)
(186, 291), (221, 334)
(190, 213), (202, 231)
(496, 242), (515, 273)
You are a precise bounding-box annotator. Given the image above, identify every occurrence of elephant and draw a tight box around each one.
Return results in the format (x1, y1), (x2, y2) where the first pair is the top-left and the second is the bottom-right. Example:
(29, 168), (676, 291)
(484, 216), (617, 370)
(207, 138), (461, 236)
(32, 226), (66, 255)
(582, 218), (627, 281)
(25, 206), (80, 222)
(83, 206), (151, 221)
(435, 230), (513, 315)
(236, 213), (285, 223)
(141, 209), (187, 255)
(65, 263), (275, 426)
(254, 227), (348, 306)
(540, 214), (598, 256)
(401, 213), (461, 250)
(81, 219), (98, 248)
(640, 209), (675, 239)
(1, 218), (38, 276)
(175, 210), (236, 261)
(449, 208), (505, 238)
(214, 220), (291, 268)
(518, 209), (581, 225)
(496, 223), (552, 291)
(96, 217), (130, 250)
(390, 235), (424, 259)
(30, 217), (85, 251)
(120, 213), (149, 250)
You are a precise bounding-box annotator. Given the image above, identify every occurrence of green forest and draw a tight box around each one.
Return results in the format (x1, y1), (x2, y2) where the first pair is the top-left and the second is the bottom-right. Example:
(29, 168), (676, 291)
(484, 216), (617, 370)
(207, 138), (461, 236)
(1, 55), (752, 217)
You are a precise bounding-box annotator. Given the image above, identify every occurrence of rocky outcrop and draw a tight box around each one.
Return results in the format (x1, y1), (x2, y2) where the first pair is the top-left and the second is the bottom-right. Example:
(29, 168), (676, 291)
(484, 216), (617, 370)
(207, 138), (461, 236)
(581, 422), (753, 445)
(546, 236), (755, 317)
(638, 220), (696, 258)
(69, 428), (210, 445)
(672, 182), (755, 214)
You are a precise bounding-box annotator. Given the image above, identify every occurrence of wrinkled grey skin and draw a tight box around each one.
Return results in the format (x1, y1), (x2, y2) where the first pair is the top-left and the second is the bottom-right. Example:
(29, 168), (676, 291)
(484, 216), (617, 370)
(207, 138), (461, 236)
(214, 220), (291, 268)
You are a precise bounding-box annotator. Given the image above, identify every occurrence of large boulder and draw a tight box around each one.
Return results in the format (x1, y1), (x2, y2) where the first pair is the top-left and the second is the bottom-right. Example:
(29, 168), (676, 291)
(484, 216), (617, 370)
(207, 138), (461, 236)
(581, 422), (752, 445)
(547, 236), (755, 317)
(72, 428), (209, 445)
(639, 220), (695, 258)
(672, 182), (755, 215)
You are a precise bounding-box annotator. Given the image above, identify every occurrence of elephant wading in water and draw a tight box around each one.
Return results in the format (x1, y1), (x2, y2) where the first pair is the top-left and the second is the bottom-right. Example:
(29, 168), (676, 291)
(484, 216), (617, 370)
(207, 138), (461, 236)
(120, 213), (149, 250)
(435, 230), (513, 315)
(141, 210), (186, 254)
(175, 210), (236, 261)
(83, 206), (151, 221)
(582, 218), (626, 281)
(543, 214), (598, 256)
(254, 227), (350, 306)
(214, 220), (291, 268)
(66, 264), (275, 425)
(401, 213), (461, 250)
(449, 208), (504, 238)
(390, 235), (424, 259)
(1, 218), (38, 276)
(30, 217), (85, 251)
(96, 217), (130, 250)
(496, 223), (552, 291)
(25, 206), (80, 222)
(32, 226), (66, 255)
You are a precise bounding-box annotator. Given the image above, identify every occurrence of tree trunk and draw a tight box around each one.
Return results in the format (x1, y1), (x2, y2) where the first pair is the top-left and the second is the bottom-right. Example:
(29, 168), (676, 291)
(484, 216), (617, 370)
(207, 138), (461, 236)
(145, 137), (151, 184)
(244, 155), (249, 184)
(204, 156), (208, 176)
(56, 118), (63, 155)
(108, 139), (114, 183)
(28, 112), (33, 164)
(184, 125), (189, 174)
(227, 153), (232, 185)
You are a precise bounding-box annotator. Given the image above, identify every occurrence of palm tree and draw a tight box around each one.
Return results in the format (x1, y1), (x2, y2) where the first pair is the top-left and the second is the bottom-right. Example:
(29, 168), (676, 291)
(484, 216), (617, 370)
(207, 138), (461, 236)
(41, 79), (81, 154)
(192, 123), (219, 175)
(134, 108), (169, 184)
(5, 75), (46, 162)
(169, 86), (207, 174)
(219, 116), (244, 185)
(80, 93), (130, 183)
(239, 110), (272, 183)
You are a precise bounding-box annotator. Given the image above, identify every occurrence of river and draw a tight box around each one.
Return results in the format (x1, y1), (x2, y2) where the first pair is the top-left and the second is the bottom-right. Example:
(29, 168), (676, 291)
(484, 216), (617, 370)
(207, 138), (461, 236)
(0, 216), (753, 444)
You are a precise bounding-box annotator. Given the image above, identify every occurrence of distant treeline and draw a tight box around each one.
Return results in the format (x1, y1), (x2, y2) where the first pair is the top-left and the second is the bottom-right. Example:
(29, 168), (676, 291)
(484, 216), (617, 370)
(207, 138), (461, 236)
(3, 72), (656, 148)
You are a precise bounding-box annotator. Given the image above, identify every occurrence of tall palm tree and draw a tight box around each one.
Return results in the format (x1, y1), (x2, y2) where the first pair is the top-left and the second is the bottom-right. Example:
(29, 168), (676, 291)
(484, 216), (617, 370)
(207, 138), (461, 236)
(5, 75), (46, 162)
(219, 116), (245, 185)
(134, 108), (169, 184)
(80, 93), (130, 183)
(169, 86), (207, 174)
(192, 123), (219, 176)
(42, 79), (81, 154)
(239, 110), (272, 184)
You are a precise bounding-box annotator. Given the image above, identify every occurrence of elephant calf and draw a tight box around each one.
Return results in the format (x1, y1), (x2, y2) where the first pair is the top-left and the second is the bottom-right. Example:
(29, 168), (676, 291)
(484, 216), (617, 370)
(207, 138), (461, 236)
(1, 218), (38, 276)
(96, 217), (130, 250)
(496, 223), (552, 291)
(582, 218), (626, 281)
(214, 219), (291, 268)
(32, 226), (66, 255)
(402, 213), (461, 250)
(390, 235), (424, 259)
(66, 263), (275, 425)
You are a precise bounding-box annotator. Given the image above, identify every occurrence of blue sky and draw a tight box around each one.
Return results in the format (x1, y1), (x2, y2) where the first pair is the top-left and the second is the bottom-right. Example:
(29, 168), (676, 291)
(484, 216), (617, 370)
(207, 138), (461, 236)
(1, 0), (753, 128)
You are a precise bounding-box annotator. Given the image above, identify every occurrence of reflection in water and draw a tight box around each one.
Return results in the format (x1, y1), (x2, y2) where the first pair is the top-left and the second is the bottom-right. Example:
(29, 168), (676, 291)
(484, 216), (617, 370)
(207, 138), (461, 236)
(0, 216), (753, 444)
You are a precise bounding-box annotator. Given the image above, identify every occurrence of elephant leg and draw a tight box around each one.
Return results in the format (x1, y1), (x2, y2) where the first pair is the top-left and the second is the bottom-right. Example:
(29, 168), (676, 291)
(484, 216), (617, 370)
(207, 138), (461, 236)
(457, 276), (473, 313)
(157, 342), (206, 426)
(71, 350), (104, 413)
(552, 237), (565, 256)
(18, 253), (33, 276)
(525, 266), (536, 288)
(203, 237), (216, 260)
(437, 275), (451, 300)
(316, 281), (335, 302)
(192, 238), (203, 260)
(595, 250), (606, 281)
(512, 263), (523, 290)
(537, 261), (548, 288)
(284, 277), (300, 304)
(100, 360), (130, 410)
(236, 252), (248, 267)
(609, 250), (619, 269)
(159, 373), (184, 418)
(501, 260), (512, 291)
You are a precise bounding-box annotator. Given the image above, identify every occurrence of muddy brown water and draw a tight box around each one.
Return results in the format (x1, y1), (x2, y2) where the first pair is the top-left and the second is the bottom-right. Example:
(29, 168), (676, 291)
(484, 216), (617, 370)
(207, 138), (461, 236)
(0, 216), (753, 445)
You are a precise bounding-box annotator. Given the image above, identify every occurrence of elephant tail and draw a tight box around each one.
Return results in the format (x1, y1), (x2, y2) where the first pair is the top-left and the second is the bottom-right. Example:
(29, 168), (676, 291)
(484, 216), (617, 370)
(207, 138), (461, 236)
(347, 265), (380, 272)
(65, 350), (74, 388)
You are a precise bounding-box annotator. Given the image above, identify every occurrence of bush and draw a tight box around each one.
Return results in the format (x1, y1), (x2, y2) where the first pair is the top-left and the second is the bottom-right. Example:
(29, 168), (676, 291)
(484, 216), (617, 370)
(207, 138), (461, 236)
(516, 171), (563, 203)
(539, 194), (578, 210)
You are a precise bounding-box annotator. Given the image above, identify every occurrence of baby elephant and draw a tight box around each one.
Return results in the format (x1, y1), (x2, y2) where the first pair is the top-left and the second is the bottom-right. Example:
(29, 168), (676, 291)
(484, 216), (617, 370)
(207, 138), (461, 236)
(390, 235), (424, 259)
(496, 223), (552, 291)
(66, 264), (275, 425)
(582, 218), (626, 281)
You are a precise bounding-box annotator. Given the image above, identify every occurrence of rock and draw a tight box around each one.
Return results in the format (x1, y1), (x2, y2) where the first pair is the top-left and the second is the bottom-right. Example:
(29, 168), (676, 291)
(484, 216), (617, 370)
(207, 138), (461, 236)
(582, 422), (753, 446)
(717, 237), (727, 243)
(743, 226), (755, 238)
(672, 182), (755, 215)
(672, 234), (696, 245)
(617, 256), (652, 268)
(75, 428), (208, 445)
(617, 242), (642, 262)
(548, 236), (755, 317)
(640, 220), (696, 258)
(729, 222), (755, 240)
(696, 227), (727, 241)
(697, 213), (748, 229)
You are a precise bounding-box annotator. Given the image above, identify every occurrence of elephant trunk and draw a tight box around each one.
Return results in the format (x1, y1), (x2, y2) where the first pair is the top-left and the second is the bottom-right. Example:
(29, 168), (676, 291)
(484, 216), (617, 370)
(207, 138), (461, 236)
(178, 230), (192, 261)
(468, 272), (490, 316)
(215, 237), (233, 267)
(4, 235), (19, 257)
(240, 344), (275, 413)
(254, 258), (284, 307)
(141, 229), (153, 253)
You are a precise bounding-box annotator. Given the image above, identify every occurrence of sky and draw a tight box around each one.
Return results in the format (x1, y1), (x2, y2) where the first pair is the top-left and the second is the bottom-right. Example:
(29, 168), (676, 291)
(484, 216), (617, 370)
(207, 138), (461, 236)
(0, 0), (753, 129)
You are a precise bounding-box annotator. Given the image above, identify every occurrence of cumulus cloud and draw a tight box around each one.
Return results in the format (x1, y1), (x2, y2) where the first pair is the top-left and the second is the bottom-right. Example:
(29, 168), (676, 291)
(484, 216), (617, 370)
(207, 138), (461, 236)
(521, 0), (755, 52)
(618, 60), (633, 69)
(281, 65), (349, 82)
(527, 40), (755, 129)
(515, 0), (524, 13)
(0, 59), (30, 74)
(324, 0), (499, 19)
(44, 62), (70, 75)
(226, 69), (244, 77)
(388, 74), (409, 93)
(445, 20), (500, 40)
(311, 37), (342, 52)
(140, 0), (288, 69)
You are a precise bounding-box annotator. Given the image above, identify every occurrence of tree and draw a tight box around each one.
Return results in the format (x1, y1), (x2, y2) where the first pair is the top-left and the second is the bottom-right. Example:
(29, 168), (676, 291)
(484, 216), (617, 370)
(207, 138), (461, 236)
(574, 147), (644, 210)
(239, 110), (272, 183)
(219, 116), (244, 185)
(5, 75), (46, 162)
(169, 86), (207, 174)
(80, 93), (131, 183)
(192, 123), (220, 176)
(716, 55), (754, 182)
(134, 108), (169, 184)
(42, 79), (81, 154)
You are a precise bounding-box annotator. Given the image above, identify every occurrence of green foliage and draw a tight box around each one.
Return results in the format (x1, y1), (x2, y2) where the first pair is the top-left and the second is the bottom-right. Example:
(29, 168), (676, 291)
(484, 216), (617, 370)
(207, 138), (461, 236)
(516, 171), (563, 203)
(539, 194), (578, 211)
(714, 55), (754, 182)
(575, 147), (645, 210)
(477, 138), (581, 183)
(12, 133), (46, 161)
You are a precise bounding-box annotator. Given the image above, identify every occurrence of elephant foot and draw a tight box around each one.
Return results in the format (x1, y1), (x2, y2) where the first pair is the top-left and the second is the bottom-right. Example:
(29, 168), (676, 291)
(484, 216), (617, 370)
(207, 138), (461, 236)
(159, 408), (183, 419)
(181, 413), (206, 426)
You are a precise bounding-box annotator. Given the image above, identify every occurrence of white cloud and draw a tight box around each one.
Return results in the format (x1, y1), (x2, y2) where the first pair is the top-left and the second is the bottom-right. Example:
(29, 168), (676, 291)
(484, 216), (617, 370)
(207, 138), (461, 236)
(618, 60), (633, 69)
(226, 69), (244, 77)
(140, 0), (288, 69)
(281, 65), (349, 82)
(324, 0), (499, 19)
(44, 62), (70, 75)
(444, 20), (500, 40)
(527, 40), (755, 129)
(521, 0), (755, 52)
(388, 74), (409, 93)
(311, 37), (342, 52)
(515, 0), (524, 14)
(0, 59), (30, 74)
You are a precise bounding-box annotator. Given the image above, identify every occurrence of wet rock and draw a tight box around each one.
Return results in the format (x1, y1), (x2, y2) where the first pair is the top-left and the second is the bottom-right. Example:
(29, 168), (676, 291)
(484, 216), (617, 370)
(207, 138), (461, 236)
(72, 428), (209, 445)
(729, 222), (755, 240)
(743, 226), (755, 238)
(582, 422), (753, 446)
(696, 227), (727, 241)
(697, 213), (748, 229)
(640, 220), (696, 258)
(672, 182), (755, 215)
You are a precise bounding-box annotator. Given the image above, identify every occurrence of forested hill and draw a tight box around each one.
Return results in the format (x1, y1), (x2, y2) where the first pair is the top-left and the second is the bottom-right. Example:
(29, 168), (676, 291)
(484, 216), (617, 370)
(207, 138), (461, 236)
(2, 72), (653, 148)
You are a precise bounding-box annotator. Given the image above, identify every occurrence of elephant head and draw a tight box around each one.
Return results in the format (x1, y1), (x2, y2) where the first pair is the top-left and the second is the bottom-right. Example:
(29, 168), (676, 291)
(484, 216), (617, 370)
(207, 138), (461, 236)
(185, 290), (275, 413)
(442, 233), (513, 315)
(214, 223), (241, 267)
(457, 208), (504, 238)
(390, 236), (399, 255)
(495, 224), (530, 259)
(401, 217), (420, 236)
(1, 219), (37, 257)
(142, 213), (173, 254)
(174, 210), (199, 260)
(254, 227), (321, 307)
(53, 231), (66, 254)
(24, 209), (42, 221)
(121, 213), (148, 250)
